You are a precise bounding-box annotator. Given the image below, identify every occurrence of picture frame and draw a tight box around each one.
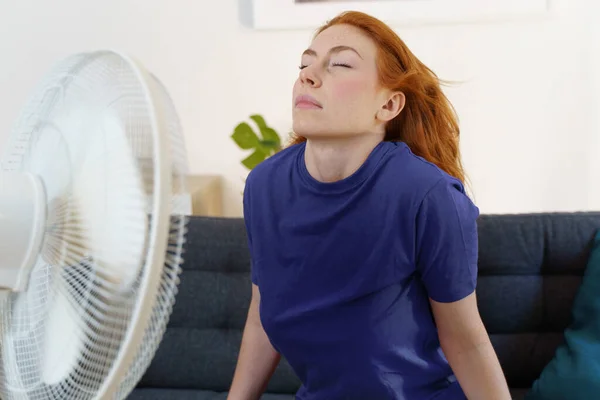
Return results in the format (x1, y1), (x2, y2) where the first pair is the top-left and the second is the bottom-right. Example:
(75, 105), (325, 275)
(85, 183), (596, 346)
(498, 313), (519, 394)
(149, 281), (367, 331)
(251, 0), (551, 30)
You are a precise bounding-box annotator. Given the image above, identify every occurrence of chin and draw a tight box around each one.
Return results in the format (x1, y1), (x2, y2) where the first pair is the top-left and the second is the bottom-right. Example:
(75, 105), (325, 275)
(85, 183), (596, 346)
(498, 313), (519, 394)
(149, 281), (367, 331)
(292, 118), (310, 135)
(292, 115), (348, 139)
(292, 120), (323, 138)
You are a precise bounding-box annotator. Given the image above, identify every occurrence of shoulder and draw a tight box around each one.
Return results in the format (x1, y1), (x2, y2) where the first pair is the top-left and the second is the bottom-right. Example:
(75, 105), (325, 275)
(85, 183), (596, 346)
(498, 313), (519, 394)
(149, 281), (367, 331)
(420, 176), (479, 221)
(384, 141), (459, 192)
(375, 142), (462, 197)
(376, 141), (477, 218)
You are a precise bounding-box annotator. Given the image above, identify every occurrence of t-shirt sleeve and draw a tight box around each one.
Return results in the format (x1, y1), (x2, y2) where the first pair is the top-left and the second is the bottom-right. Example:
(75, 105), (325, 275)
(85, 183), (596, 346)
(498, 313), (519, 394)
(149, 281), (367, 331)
(243, 177), (259, 286)
(415, 177), (480, 303)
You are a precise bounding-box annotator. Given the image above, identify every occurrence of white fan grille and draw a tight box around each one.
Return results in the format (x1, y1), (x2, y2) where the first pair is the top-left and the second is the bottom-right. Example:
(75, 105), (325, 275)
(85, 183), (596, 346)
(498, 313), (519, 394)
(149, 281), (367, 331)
(0, 51), (188, 400)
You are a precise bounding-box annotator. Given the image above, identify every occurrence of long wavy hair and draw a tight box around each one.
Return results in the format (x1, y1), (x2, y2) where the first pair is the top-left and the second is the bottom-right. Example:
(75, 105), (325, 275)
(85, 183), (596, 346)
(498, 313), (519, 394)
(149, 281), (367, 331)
(288, 11), (467, 185)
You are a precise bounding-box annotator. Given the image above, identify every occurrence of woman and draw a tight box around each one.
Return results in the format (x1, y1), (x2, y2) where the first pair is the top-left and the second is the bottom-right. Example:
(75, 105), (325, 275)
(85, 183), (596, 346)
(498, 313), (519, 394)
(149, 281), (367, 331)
(228, 10), (511, 400)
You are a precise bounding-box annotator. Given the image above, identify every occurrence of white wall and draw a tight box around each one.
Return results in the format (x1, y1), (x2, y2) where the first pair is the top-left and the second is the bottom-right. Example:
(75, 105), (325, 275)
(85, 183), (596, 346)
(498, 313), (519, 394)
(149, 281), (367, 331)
(0, 0), (598, 217)
(585, 0), (600, 208)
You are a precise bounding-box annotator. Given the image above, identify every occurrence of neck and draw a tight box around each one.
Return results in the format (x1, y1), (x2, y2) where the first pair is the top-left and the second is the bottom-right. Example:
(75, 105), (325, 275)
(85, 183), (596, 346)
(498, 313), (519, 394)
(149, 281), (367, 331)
(303, 134), (384, 183)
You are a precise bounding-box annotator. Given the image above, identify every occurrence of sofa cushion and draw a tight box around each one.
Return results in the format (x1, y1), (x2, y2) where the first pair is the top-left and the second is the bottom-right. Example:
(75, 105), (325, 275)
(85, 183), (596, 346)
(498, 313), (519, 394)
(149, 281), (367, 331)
(136, 213), (600, 393)
(127, 388), (526, 400)
(137, 218), (301, 393)
(510, 388), (529, 400)
(476, 212), (600, 387)
(525, 229), (600, 399)
(128, 388), (294, 400)
(127, 388), (529, 400)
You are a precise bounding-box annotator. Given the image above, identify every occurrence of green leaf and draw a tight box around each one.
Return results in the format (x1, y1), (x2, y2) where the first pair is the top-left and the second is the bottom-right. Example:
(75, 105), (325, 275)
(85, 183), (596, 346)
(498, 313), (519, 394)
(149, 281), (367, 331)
(250, 114), (281, 146)
(241, 149), (267, 170)
(233, 115), (283, 170)
(250, 114), (267, 129)
(261, 128), (281, 146)
(259, 139), (278, 150)
(231, 122), (259, 150)
(256, 141), (278, 158)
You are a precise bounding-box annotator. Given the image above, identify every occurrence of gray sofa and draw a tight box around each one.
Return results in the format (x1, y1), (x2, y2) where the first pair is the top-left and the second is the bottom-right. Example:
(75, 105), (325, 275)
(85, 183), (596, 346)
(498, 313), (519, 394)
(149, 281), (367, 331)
(128, 212), (600, 400)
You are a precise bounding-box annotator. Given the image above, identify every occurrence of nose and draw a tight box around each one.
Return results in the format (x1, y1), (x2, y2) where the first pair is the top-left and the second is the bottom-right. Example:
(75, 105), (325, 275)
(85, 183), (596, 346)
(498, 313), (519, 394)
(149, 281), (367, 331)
(300, 67), (321, 88)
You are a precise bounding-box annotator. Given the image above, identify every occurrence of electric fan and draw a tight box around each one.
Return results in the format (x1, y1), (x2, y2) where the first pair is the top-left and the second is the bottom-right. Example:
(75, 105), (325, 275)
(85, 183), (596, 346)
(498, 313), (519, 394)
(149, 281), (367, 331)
(0, 50), (189, 399)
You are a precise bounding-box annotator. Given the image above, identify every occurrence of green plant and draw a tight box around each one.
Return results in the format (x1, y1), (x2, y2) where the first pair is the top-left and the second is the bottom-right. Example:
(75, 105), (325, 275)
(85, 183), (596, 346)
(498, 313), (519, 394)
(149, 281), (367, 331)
(231, 114), (282, 170)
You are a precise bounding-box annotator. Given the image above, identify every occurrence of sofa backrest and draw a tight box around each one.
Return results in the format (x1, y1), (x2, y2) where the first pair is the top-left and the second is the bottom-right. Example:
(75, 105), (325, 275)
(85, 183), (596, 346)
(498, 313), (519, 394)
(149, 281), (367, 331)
(475, 212), (600, 388)
(138, 212), (600, 392)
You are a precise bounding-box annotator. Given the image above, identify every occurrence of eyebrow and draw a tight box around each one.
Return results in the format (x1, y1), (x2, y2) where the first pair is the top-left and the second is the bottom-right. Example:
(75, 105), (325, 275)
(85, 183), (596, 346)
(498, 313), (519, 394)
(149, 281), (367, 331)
(302, 45), (363, 59)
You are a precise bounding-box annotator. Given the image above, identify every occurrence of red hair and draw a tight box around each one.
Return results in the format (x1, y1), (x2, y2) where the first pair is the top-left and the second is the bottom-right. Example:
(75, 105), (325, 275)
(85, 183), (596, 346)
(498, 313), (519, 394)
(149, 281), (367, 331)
(288, 11), (467, 185)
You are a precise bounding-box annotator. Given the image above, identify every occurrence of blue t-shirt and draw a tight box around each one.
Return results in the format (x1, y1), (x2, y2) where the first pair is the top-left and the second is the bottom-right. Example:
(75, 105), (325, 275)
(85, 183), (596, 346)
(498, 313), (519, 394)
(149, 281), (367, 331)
(243, 140), (479, 400)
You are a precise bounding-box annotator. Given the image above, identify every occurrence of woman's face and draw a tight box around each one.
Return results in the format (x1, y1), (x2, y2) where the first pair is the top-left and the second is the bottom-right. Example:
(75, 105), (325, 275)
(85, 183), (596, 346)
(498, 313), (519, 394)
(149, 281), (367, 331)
(292, 24), (396, 140)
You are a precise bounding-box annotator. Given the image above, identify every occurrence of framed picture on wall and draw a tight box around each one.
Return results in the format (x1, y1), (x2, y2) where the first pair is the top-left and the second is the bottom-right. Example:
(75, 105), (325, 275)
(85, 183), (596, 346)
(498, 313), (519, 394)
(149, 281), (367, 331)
(251, 0), (551, 30)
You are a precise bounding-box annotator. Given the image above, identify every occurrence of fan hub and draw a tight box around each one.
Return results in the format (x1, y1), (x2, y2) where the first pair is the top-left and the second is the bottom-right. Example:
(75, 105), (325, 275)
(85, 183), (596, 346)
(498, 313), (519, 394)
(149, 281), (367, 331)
(0, 171), (46, 292)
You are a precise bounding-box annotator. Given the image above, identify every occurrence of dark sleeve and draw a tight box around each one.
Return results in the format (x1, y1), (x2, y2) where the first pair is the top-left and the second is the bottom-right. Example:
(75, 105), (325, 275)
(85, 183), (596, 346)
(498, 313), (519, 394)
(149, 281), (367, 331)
(243, 176), (259, 285)
(415, 178), (480, 303)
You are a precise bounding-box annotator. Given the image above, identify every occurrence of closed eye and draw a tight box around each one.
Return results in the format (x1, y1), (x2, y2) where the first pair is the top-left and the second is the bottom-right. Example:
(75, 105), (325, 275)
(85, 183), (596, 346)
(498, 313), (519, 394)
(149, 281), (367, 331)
(298, 62), (352, 70)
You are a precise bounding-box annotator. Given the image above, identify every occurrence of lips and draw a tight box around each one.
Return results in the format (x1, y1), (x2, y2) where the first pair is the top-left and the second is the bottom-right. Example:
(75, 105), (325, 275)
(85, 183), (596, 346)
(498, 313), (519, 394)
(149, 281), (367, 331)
(295, 94), (322, 109)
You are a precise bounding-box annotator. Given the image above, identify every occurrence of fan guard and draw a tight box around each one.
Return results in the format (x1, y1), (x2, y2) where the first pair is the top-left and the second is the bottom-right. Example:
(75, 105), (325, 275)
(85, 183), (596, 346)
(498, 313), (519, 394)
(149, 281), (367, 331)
(0, 50), (189, 400)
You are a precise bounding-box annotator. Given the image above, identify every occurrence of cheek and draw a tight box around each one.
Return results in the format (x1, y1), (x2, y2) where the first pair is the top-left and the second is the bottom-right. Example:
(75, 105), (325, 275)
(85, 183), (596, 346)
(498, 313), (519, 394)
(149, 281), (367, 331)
(331, 77), (368, 98)
(330, 78), (375, 112)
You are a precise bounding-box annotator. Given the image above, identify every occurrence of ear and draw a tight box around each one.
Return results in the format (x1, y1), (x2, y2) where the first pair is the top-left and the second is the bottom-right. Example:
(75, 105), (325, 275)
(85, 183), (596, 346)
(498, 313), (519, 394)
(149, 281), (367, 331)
(376, 91), (405, 122)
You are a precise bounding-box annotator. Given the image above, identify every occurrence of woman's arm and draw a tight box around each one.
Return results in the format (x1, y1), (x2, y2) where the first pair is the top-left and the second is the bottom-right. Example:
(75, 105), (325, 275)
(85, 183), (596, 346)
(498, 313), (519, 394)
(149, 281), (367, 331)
(228, 284), (281, 400)
(430, 291), (511, 400)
